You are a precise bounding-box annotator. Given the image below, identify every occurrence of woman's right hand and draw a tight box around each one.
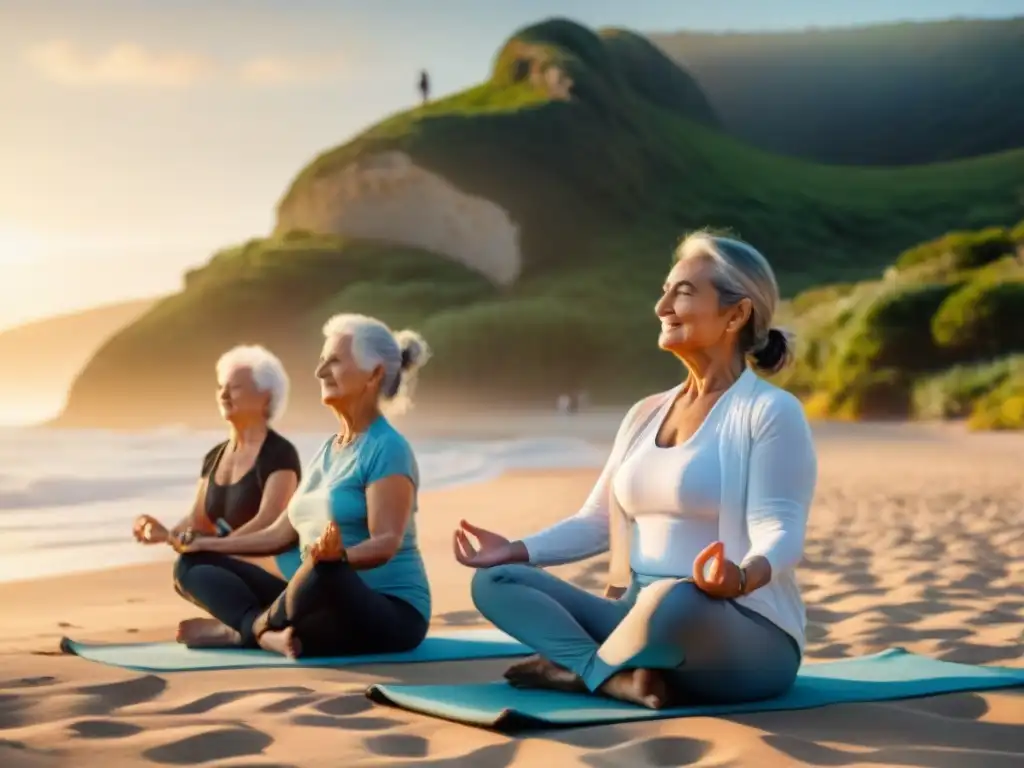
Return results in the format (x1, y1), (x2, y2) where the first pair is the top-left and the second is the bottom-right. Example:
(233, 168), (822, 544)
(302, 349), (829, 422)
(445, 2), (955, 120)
(132, 515), (169, 544)
(452, 519), (527, 568)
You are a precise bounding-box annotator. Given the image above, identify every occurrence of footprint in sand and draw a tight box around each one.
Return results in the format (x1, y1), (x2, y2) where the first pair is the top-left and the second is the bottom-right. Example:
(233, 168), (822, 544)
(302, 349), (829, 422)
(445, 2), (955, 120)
(260, 693), (321, 714)
(290, 713), (401, 731)
(363, 733), (430, 759)
(74, 675), (167, 715)
(1, 676), (56, 690)
(69, 719), (144, 739)
(142, 727), (273, 765)
(583, 737), (713, 768)
(162, 687), (312, 716)
(312, 694), (373, 717)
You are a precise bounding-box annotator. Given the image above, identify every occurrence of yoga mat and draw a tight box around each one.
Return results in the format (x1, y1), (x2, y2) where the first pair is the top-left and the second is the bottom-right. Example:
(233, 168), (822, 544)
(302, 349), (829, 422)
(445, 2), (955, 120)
(61, 628), (530, 672)
(367, 648), (1024, 731)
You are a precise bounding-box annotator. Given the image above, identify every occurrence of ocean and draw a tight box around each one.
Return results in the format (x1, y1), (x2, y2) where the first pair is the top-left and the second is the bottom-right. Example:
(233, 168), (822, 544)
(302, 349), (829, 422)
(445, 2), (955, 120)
(0, 427), (606, 584)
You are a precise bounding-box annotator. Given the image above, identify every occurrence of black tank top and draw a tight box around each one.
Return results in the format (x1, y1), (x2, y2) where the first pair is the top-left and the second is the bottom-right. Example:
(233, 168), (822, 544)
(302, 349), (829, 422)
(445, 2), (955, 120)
(200, 429), (302, 532)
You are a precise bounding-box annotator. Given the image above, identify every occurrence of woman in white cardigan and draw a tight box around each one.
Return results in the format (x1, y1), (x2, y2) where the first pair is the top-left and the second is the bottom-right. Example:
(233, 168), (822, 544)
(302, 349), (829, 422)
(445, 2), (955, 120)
(453, 231), (818, 709)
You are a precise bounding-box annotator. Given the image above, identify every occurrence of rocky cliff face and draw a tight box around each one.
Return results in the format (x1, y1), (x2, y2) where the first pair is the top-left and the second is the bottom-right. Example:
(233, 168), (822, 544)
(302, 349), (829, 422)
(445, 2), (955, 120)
(276, 151), (522, 287)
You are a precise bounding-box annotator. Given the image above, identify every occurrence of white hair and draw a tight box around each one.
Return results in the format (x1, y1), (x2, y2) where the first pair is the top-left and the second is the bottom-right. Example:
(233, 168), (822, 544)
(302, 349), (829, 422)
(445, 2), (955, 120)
(675, 230), (793, 374)
(215, 345), (290, 422)
(322, 313), (432, 414)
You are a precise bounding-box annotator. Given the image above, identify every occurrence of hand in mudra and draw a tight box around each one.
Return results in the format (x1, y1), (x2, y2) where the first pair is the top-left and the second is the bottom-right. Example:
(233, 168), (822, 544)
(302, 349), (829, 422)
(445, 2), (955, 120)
(310, 521), (345, 562)
(132, 515), (168, 544)
(692, 541), (743, 599)
(453, 519), (518, 568)
(170, 531), (207, 554)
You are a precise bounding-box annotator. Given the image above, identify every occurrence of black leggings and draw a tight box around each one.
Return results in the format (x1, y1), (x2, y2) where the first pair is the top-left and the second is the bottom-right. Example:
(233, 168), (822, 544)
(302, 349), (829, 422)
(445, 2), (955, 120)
(173, 553), (428, 657)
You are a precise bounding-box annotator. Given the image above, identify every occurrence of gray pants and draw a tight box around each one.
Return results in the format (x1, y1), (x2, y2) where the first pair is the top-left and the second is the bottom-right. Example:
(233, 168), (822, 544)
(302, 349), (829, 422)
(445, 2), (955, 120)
(472, 564), (800, 702)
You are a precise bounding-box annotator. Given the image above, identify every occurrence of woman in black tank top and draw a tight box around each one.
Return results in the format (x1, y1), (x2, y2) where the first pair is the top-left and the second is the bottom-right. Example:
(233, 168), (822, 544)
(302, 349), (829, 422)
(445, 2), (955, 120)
(132, 345), (302, 547)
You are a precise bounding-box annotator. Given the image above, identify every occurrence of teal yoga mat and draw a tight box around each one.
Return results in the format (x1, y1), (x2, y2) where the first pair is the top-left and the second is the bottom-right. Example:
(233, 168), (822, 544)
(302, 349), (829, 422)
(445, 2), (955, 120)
(366, 648), (1024, 731)
(60, 628), (530, 672)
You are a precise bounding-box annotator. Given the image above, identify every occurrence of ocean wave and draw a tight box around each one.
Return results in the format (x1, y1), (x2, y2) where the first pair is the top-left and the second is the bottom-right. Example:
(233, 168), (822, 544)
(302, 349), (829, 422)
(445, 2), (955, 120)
(0, 430), (605, 583)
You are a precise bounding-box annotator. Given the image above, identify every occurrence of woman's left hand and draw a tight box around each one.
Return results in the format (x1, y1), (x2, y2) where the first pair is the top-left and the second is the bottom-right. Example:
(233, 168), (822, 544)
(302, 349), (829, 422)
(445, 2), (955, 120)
(692, 541), (743, 599)
(170, 532), (213, 554)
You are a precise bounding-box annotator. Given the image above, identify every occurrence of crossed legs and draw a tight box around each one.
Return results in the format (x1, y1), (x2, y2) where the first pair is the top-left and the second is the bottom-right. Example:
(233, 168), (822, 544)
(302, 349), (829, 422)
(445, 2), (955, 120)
(471, 564), (800, 708)
(173, 552), (427, 657)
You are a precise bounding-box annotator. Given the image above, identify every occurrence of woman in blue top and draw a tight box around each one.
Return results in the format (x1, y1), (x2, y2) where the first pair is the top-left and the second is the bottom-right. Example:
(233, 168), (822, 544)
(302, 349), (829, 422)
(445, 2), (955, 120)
(172, 313), (432, 659)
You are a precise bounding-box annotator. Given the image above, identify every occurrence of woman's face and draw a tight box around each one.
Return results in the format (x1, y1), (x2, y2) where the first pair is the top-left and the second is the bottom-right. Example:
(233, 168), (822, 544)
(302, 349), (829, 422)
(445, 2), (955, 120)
(217, 365), (269, 422)
(316, 334), (381, 407)
(655, 257), (750, 358)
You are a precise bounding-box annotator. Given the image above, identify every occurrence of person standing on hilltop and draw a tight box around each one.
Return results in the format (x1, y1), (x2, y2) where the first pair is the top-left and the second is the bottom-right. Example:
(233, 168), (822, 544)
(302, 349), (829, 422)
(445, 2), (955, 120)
(132, 345), (301, 552)
(418, 69), (430, 105)
(453, 231), (817, 710)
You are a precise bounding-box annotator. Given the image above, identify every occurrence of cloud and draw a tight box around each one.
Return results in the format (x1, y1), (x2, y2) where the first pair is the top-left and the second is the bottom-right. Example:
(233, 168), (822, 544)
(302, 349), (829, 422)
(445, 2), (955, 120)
(238, 53), (347, 86)
(25, 39), (346, 89)
(26, 40), (214, 88)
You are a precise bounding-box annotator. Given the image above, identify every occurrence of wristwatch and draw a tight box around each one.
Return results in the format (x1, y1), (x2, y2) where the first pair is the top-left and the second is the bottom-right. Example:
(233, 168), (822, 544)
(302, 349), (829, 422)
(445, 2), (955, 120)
(737, 566), (748, 596)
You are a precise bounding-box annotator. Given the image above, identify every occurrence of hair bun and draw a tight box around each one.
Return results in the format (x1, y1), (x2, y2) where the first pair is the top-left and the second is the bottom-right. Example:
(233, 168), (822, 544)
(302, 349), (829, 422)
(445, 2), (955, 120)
(751, 327), (793, 374)
(393, 329), (432, 372)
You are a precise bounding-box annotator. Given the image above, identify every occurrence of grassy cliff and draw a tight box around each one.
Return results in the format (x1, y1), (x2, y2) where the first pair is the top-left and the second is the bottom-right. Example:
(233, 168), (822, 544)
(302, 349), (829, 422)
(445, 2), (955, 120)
(774, 220), (1024, 429)
(57, 18), (1024, 428)
(651, 18), (1024, 166)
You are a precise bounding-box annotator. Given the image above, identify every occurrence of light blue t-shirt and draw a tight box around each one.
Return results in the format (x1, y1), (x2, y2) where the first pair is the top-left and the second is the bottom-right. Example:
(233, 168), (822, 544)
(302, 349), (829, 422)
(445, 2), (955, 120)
(286, 415), (430, 620)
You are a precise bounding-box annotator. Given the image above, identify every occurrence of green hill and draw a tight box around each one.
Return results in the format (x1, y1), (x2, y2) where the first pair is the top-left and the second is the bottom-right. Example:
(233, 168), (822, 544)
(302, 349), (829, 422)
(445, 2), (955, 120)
(650, 18), (1024, 166)
(773, 219), (1024, 429)
(56, 18), (1024, 429)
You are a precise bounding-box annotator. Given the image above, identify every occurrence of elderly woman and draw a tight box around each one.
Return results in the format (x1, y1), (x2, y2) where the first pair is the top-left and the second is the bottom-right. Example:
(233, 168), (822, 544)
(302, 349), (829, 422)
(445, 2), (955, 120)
(132, 344), (301, 546)
(171, 314), (432, 659)
(454, 231), (818, 709)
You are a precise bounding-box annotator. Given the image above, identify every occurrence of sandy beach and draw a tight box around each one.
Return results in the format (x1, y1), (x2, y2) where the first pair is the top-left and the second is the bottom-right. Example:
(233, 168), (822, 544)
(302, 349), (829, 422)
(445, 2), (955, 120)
(1, 421), (1021, 767)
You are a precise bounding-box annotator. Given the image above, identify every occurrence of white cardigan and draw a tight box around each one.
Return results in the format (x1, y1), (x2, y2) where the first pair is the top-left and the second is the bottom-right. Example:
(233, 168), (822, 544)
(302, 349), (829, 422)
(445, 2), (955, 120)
(521, 368), (818, 652)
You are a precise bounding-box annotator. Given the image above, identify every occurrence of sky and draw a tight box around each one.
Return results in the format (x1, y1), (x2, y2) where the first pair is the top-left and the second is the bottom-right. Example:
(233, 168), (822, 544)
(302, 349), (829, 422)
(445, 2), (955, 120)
(0, 0), (1021, 331)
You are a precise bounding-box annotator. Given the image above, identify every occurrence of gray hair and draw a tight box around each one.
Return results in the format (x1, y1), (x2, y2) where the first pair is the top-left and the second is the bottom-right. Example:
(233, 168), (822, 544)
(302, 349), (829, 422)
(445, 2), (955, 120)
(675, 231), (793, 374)
(322, 313), (432, 414)
(215, 344), (290, 421)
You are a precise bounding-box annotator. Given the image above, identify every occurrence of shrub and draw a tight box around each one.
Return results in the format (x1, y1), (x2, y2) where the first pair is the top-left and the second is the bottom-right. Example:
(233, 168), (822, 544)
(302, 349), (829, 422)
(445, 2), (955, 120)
(311, 281), (491, 335)
(816, 368), (912, 420)
(911, 356), (1022, 419)
(826, 282), (959, 382)
(1011, 218), (1024, 244)
(967, 368), (1024, 430)
(895, 227), (1014, 273)
(788, 282), (859, 315)
(931, 278), (1024, 359)
(419, 298), (610, 399)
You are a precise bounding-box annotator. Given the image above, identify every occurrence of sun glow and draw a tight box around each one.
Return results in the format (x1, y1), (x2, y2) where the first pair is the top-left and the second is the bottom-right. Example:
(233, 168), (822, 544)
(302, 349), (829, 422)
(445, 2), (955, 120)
(0, 223), (47, 266)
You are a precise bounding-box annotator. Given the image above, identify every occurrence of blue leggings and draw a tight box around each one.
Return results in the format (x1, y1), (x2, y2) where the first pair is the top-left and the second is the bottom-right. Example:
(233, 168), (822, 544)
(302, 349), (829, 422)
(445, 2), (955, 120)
(471, 564), (800, 703)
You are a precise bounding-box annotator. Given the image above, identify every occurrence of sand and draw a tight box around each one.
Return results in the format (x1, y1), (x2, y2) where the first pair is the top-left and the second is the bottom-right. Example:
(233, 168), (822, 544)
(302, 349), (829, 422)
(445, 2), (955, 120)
(1, 422), (1022, 767)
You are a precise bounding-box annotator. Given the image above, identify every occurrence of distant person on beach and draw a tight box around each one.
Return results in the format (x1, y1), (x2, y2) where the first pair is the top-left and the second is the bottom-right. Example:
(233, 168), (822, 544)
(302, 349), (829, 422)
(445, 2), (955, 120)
(418, 69), (430, 104)
(131, 345), (301, 547)
(172, 314), (432, 659)
(454, 231), (817, 709)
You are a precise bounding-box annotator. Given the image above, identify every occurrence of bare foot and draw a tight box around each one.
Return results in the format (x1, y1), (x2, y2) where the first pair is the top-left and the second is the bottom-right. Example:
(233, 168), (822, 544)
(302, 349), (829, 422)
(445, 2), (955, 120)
(504, 654), (586, 693)
(176, 618), (241, 648)
(258, 626), (302, 659)
(599, 668), (670, 709)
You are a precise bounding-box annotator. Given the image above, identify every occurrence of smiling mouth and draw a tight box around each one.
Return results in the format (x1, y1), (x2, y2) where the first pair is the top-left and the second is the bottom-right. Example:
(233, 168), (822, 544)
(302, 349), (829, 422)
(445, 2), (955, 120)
(660, 321), (681, 331)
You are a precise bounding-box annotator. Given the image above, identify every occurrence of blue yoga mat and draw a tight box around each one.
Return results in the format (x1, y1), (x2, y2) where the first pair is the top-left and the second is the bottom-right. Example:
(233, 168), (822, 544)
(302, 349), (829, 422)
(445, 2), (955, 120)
(61, 628), (530, 672)
(366, 648), (1024, 730)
